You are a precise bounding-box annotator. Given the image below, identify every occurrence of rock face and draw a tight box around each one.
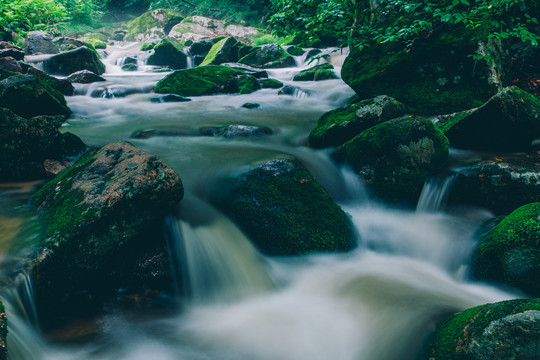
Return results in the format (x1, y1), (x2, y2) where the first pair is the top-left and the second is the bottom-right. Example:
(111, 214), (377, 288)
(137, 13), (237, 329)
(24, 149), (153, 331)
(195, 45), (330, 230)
(24, 31), (59, 55)
(200, 37), (254, 66)
(147, 38), (187, 69)
(471, 202), (540, 297)
(43, 46), (106, 76)
(333, 116), (449, 202)
(217, 158), (355, 256)
(169, 16), (259, 43)
(0, 74), (71, 118)
(449, 153), (539, 215)
(31, 141), (184, 326)
(238, 44), (296, 68)
(437, 86), (540, 151)
(293, 63), (338, 81)
(126, 9), (184, 41)
(423, 299), (540, 360)
(342, 28), (493, 114)
(309, 95), (407, 149)
(66, 70), (106, 84)
(154, 65), (245, 97)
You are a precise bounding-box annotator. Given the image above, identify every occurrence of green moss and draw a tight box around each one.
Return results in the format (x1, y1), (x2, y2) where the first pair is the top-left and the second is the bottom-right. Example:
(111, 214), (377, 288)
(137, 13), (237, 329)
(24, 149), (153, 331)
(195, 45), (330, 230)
(199, 37), (229, 66)
(286, 45), (304, 56)
(200, 37), (255, 66)
(293, 63), (338, 81)
(260, 78), (283, 89)
(436, 110), (471, 134)
(238, 75), (260, 94)
(472, 202), (540, 296)
(126, 9), (183, 40)
(84, 39), (107, 49)
(154, 65), (244, 97)
(140, 42), (156, 51)
(121, 63), (138, 71)
(238, 44), (295, 68)
(423, 298), (540, 360)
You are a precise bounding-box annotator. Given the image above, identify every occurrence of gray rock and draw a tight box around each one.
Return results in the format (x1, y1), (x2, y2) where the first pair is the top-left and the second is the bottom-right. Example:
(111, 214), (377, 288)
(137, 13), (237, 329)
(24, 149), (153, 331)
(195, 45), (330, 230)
(66, 70), (106, 84)
(24, 31), (59, 55)
(43, 46), (106, 76)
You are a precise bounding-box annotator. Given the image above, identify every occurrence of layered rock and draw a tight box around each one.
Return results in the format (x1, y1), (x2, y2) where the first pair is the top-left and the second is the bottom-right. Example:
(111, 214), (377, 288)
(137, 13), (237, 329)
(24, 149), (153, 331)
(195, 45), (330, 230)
(169, 16), (258, 43)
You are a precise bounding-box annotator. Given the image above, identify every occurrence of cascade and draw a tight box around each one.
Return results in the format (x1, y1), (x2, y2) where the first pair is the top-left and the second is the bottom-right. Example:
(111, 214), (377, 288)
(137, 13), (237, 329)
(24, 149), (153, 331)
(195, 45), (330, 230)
(416, 174), (458, 213)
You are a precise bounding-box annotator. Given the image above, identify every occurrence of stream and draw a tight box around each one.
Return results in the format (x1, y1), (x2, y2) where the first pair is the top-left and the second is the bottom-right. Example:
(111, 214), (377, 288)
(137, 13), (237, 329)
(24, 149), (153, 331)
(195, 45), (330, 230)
(0, 43), (519, 360)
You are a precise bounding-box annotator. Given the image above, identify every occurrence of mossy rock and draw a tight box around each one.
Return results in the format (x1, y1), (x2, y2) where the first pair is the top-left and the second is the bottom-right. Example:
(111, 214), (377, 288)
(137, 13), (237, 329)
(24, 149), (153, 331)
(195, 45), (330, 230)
(341, 26), (494, 114)
(200, 37), (255, 66)
(218, 158), (355, 256)
(0, 74), (71, 118)
(43, 46), (106, 76)
(0, 302), (5, 360)
(449, 153), (540, 215)
(286, 45), (304, 56)
(25, 66), (74, 96)
(260, 78), (283, 89)
(238, 44), (296, 68)
(436, 86), (540, 151)
(30, 141), (183, 327)
(121, 63), (138, 72)
(140, 42), (156, 51)
(84, 39), (107, 50)
(333, 116), (449, 202)
(126, 9), (184, 41)
(154, 65), (245, 97)
(237, 74), (260, 94)
(309, 95), (406, 149)
(471, 203), (540, 296)
(189, 39), (214, 56)
(422, 298), (540, 360)
(293, 63), (338, 81)
(147, 38), (187, 70)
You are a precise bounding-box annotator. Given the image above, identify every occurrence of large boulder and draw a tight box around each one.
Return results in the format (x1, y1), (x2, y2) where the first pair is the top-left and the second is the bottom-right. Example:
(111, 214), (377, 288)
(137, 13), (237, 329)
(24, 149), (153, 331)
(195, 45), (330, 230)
(0, 74), (71, 118)
(333, 116), (449, 202)
(154, 65), (245, 97)
(436, 86), (540, 151)
(25, 67), (74, 96)
(42, 46), (106, 76)
(471, 202), (540, 296)
(126, 8), (183, 41)
(423, 299), (540, 360)
(169, 16), (258, 43)
(30, 141), (183, 327)
(309, 95), (406, 149)
(54, 37), (86, 52)
(216, 158), (355, 256)
(449, 153), (539, 215)
(238, 44), (296, 68)
(200, 37), (254, 66)
(342, 27), (494, 114)
(147, 38), (187, 69)
(293, 63), (338, 81)
(24, 31), (58, 55)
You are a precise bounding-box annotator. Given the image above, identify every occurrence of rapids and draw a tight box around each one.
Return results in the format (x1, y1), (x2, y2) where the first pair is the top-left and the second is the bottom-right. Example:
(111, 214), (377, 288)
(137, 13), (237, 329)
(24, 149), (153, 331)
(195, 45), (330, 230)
(0, 43), (518, 360)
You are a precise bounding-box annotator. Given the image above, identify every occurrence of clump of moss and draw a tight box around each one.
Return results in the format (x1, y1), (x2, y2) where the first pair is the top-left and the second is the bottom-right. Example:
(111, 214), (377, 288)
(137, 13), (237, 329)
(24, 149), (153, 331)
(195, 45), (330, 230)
(471, 202), (540, 296)
(140, 42), (156, 51)
(147, 38), (187, 69)
(238, 74), (260, 94)
(286, 45), (304, 56)
(238, 44), (296, 68)
(200, 37), (255, 66)
(126, 9), (183, 41)
(293, 63), (338, 81)
(84, 39), (107, 49)
(260, 78), (283, 89)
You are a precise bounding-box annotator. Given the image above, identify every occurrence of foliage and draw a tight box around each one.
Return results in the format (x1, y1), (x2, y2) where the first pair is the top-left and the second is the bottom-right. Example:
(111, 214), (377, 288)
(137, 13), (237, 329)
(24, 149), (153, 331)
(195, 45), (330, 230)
(0, 0), (67, 39)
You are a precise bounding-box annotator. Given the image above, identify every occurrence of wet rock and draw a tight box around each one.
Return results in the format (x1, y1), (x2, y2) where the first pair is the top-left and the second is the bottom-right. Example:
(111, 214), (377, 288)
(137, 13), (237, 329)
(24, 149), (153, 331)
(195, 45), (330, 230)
(293, 63), (338, 81)
(0, 57), (22, 73)
(222, 63), (268, 78)
(237, 74), (260, 94)
(0, 74), (71, 118)
(121, 63), (138, 72)
(309, 95), (406, 149)
(286, 45), (304, 56)
(147, 38), (187, 70)
(31, 141), (184, 327)
(333, 115), (449, 203)
(189, 39), (214, 56)
(43, 46), (106, 76)
(260, 78), (283, 89)
(436, 86), (540, 151)
(278, 84), (297, 96)
(238, 44), (296, 68)
(54, 37), (86, 52)
(67, 70), (106, 84)
(217, 158), (355, 256)
(0, 42), (21, 51)
(449, 153), (539, 215)
(200, 37), (254, 66)
(154, 65), (245, 97)
(242, 103), (260, 109)
(24, 31), (59, 55)
(25, 67), (74, 96)
(0, 49), (24, 61)
(131, 128), (196, 139)
(304, 48), (322, 62)
(149, 94), (191, 103)
(200, 125), (272, 138)
(423, 298), (540, 360)
(471, 202), (540, 296)
(126, 9), (184, 41)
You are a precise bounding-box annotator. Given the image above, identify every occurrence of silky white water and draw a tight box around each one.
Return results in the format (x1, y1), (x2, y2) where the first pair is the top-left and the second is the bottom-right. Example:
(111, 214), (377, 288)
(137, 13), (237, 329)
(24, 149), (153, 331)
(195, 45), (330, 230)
(1, 43), (519, 360)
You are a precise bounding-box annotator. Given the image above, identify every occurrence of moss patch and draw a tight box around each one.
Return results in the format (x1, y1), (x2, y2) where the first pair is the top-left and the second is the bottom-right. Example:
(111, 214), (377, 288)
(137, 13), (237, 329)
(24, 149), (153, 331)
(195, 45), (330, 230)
(293, 63), (338, 81)
(238, 75), (260, 94)
(260, 78), (283, 89)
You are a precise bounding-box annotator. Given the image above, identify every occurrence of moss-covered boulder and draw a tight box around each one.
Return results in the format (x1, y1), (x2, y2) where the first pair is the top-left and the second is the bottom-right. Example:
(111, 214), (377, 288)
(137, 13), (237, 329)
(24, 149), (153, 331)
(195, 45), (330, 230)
(0, 74), (71, 118)
(333, 116), (449, 202)
(31, 141), (183, 327)
(239, 44), (296, 68)
(293, 63), (338, 81)
(309, 95), (406, 149)
(140, 42), (156, 51)
(449, 153), (539, 215)
(154, 65), (245, 96)
(126, 9), (184, 41)
(0, 302), (5, 360)
(0, 108), (85, 181)
(260, 78), (283, 89)
(437, 86), (540, 151)
(25, 67), (74, 96)
(342, 27), (494, 114)
(423, 298), (540, 360)
(43, 46), (106, 76)
(147, 38), (187, 70)
(200, 37), (255, 66)
(237, 74), (260, 94)
(54, 37), (86, 52)
(84, 39), (107, 50)
(217, 158), (355, 256)
(471, 203), (540, 296)
(286, 45), (304, 56)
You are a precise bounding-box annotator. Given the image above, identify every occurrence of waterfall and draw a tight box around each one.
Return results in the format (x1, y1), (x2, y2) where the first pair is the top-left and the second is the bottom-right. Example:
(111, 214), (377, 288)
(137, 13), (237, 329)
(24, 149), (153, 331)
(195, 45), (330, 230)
(416, 174), (457, 213)
(166, 194), (274, 305)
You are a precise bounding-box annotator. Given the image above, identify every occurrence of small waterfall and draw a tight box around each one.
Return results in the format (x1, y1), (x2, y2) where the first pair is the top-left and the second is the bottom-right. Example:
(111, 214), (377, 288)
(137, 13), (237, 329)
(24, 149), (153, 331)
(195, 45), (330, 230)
(416, 174), (457, 213)
(183, 48), (194, 69)
(166, 195), (274, 305)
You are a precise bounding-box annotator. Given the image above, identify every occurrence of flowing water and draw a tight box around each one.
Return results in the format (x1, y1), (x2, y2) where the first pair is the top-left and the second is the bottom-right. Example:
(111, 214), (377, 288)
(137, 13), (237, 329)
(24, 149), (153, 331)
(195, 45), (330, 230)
(0, 43), (518, 360)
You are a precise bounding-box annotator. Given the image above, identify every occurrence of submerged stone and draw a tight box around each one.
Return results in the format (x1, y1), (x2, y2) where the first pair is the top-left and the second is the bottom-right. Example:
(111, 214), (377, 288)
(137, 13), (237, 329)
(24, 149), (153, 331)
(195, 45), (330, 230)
(66, 70), (106, 84)
(199, 124), (272, 138)
(150, 94), (191, 103)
